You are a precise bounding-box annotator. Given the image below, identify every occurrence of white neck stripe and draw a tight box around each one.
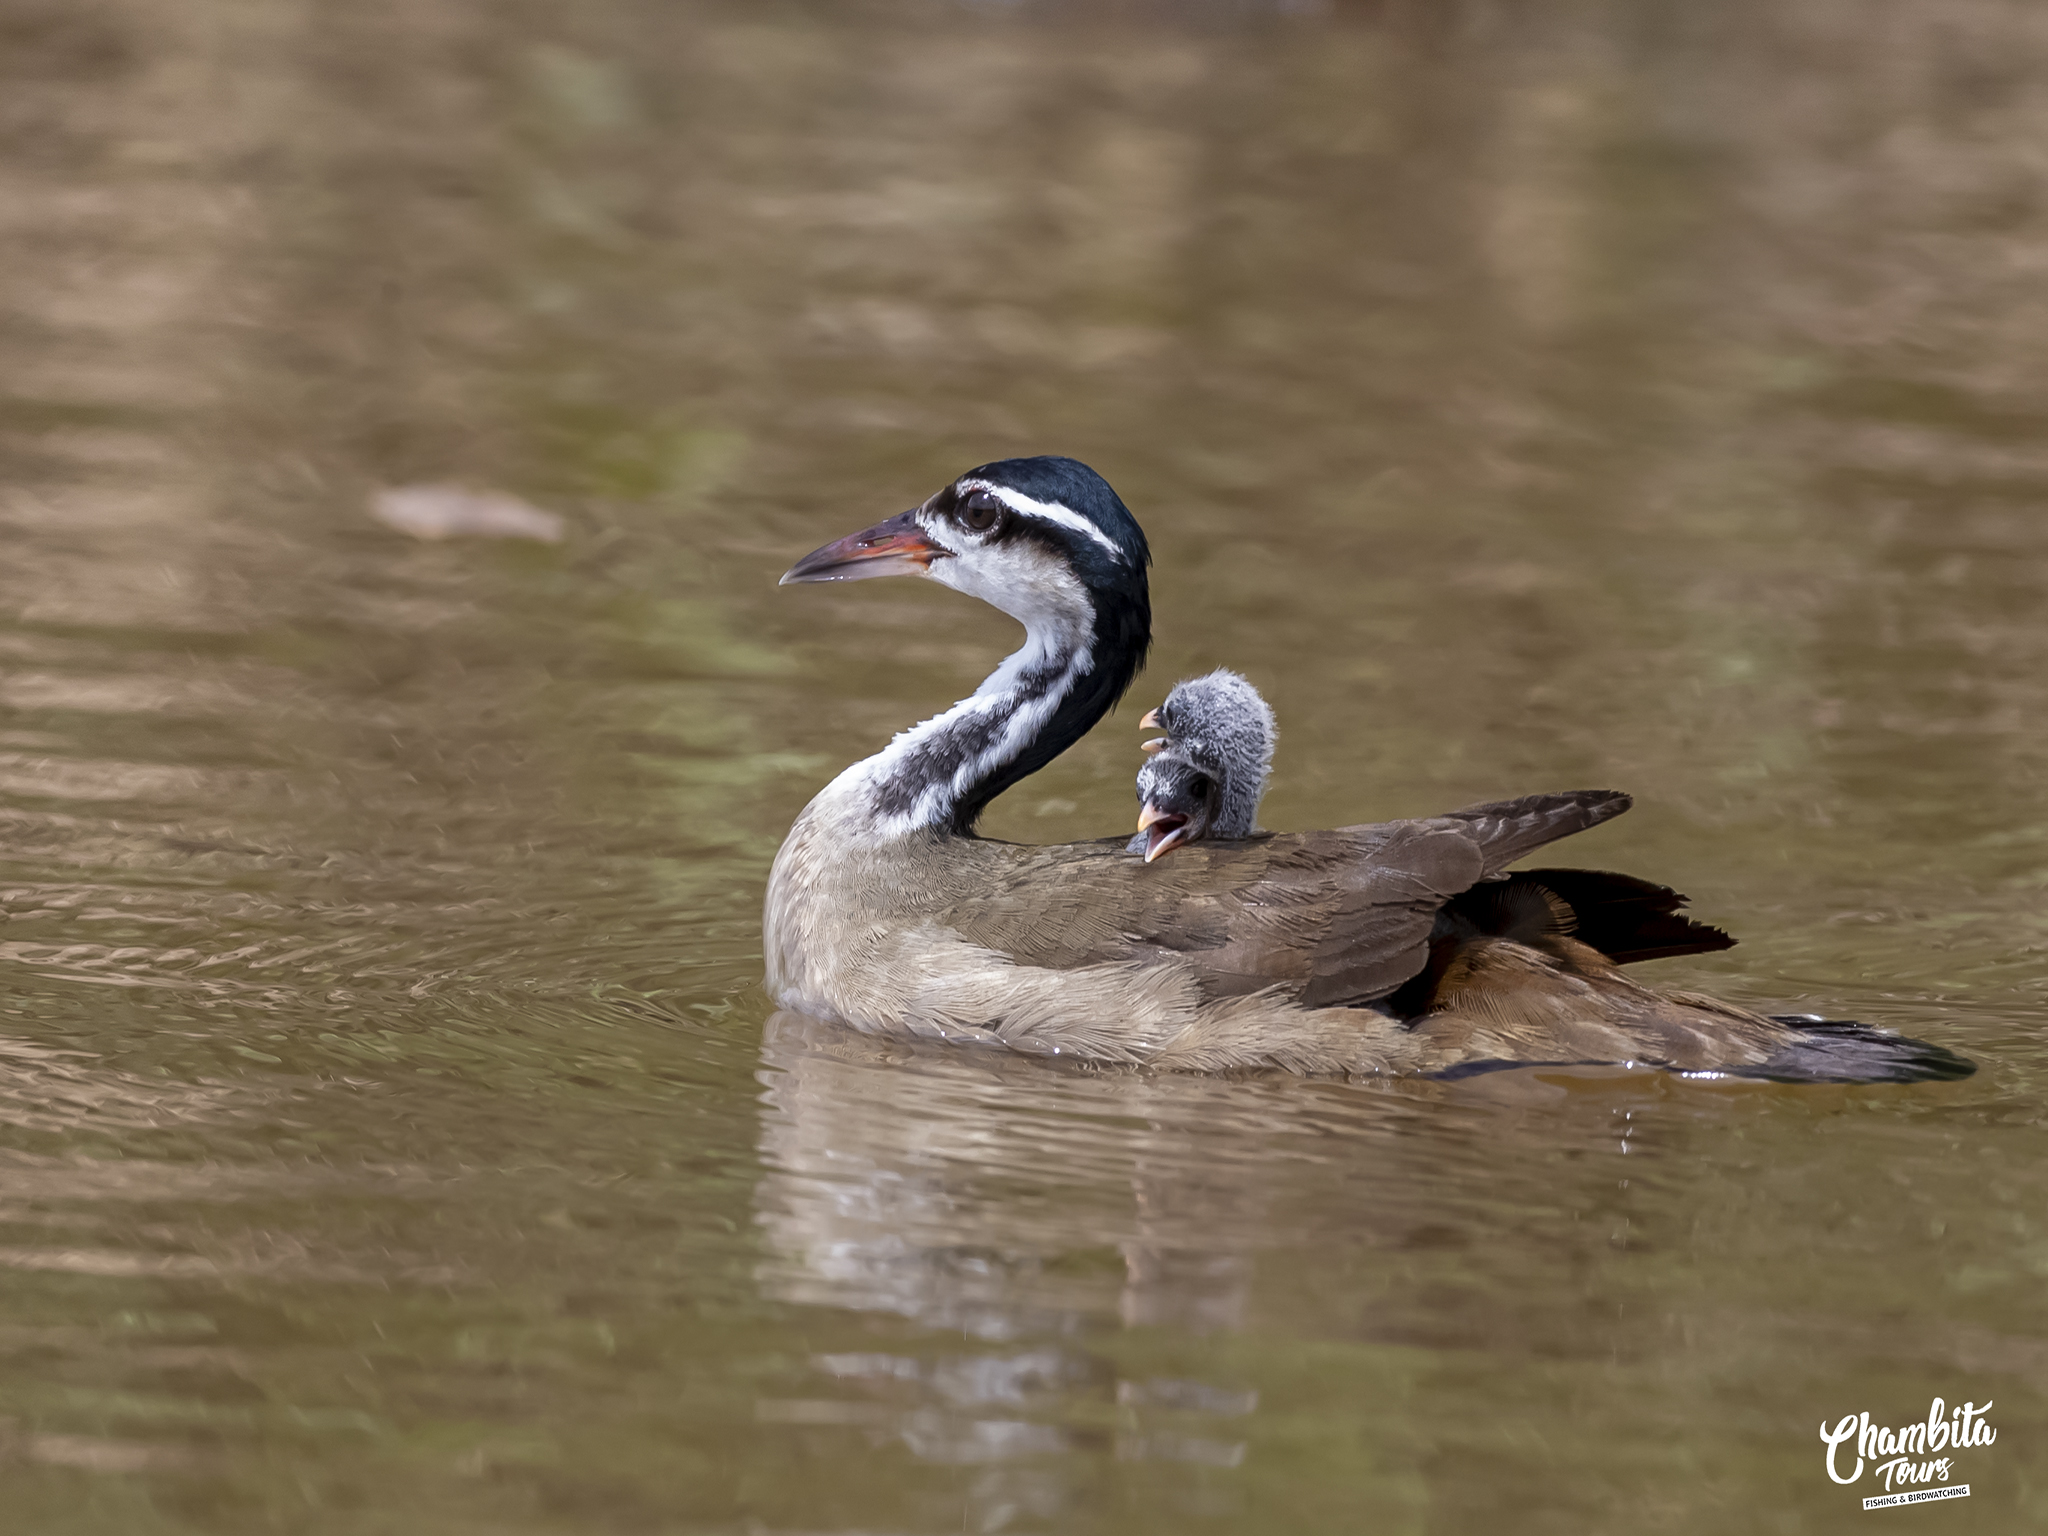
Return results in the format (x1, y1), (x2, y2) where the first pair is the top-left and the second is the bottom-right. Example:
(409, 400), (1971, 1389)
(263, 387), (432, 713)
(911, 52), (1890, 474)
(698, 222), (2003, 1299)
(866, 643), (1091, 836)
(961, 481), (1126, 564)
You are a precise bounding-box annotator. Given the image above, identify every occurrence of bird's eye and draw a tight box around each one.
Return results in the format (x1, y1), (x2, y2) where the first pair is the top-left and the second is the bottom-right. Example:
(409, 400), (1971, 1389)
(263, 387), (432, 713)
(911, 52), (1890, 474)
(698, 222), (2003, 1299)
(958, 491), (1003, 534)
(1187, 774), (1214, 800)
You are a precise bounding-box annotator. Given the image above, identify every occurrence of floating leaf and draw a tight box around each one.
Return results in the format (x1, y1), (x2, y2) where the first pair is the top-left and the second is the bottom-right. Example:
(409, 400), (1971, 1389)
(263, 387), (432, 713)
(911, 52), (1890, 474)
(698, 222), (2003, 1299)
(371, 485), (566, 543)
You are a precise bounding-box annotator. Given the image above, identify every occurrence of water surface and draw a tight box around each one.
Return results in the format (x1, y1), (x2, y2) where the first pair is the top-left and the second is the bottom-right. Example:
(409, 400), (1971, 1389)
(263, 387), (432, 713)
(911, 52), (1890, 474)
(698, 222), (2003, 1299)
(3, 0), (2046, 1530)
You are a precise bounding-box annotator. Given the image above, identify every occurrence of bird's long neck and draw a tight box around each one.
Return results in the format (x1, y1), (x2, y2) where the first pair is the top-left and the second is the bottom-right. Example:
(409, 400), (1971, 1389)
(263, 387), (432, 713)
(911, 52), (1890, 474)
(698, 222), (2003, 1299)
(830, 591), (1147, 838)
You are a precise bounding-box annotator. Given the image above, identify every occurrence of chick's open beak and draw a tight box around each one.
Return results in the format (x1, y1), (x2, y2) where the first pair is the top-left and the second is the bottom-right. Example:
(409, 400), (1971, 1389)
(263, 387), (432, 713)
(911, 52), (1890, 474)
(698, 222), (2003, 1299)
(780, 511), (947, 585)
(1140, 737), (1166, 754)
(1136, 803), (1192, 863)
(1139, 708), (1161, 729)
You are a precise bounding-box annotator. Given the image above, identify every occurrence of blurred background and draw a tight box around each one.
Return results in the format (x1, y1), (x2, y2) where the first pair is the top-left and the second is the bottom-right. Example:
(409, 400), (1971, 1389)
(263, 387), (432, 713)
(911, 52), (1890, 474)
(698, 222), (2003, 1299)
(2, 0), (2047, 1530)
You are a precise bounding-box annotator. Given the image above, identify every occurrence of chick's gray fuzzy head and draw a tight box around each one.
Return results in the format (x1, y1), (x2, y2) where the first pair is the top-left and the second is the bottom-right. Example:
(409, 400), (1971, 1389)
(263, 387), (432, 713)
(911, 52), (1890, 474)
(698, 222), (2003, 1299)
(1132, 750), (1221, 861)
(1152, 670), (1275, 819)
(1131, 668), (1276, 860)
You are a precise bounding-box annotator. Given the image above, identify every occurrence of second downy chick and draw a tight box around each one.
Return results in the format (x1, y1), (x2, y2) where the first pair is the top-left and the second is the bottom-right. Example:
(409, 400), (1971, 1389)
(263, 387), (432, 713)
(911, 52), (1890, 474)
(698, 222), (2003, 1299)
(1129, 669), (1277, 862)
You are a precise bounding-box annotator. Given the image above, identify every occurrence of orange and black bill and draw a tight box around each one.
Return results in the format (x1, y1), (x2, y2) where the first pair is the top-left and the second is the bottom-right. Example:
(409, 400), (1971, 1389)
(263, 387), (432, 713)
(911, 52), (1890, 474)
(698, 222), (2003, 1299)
(780, 511), (946, 585)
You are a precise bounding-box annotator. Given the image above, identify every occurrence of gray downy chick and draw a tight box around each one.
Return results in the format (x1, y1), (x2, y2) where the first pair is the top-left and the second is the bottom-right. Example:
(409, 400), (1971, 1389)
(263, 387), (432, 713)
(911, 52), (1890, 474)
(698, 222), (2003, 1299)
(1127, 669), (1277, 862)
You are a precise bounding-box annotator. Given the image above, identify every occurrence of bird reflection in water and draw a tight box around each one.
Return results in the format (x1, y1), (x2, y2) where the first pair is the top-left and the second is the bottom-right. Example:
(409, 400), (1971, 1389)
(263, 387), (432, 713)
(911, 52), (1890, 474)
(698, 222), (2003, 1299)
(748, 1007), (1786, 1495)
(753, 1011), (1290, 1334)
(753, 1010), (1282, 1473)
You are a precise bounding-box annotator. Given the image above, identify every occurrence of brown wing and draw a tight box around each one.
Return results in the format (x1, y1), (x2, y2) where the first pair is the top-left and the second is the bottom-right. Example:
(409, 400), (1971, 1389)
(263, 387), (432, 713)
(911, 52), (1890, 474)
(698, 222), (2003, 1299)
(929, 789), (1635, 1008)
(1434, 789), (1634, 874)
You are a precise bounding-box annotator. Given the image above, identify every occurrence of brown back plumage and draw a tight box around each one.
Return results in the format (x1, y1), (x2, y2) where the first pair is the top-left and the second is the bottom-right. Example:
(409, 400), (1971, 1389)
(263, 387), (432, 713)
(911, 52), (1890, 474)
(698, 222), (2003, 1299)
(927, 790), (1641, 1013)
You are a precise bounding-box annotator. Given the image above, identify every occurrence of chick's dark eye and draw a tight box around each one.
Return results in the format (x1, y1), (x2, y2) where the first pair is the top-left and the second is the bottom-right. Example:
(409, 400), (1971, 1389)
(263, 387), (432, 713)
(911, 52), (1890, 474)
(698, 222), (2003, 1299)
(959, 491), (1002, 534)
(1187, 775), (1213, 799)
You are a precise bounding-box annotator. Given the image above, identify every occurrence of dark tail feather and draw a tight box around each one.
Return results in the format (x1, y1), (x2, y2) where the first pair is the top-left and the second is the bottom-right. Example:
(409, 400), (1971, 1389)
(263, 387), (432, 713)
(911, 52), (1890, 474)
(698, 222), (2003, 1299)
(1727, 1017), (1977, 1084)
(1503, 867), (1735, 964)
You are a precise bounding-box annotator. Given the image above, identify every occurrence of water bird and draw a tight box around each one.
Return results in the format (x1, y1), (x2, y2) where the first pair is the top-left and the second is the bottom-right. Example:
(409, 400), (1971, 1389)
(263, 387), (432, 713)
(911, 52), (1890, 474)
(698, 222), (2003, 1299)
(766, 456), (1972, 1083)
(1130, 669), (1276, 861)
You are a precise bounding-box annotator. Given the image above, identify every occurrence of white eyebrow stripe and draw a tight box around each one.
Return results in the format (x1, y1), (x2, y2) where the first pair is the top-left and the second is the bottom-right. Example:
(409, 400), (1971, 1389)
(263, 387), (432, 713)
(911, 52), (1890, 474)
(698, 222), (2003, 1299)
(961, 480), (1126, 563)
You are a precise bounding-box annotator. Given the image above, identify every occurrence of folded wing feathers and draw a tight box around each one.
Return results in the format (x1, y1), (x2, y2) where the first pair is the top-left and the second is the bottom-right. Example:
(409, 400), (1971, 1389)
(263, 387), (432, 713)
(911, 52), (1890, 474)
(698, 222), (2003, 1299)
(1438, 789), (1634, 876)
(932, 791), (1635, 1013)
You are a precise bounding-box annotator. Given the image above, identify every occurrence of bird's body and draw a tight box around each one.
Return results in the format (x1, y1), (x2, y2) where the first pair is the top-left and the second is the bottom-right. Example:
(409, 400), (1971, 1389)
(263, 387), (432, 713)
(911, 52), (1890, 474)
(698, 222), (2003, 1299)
(766, 456), (1971, 1083)
(769, 789), (1800, 1074)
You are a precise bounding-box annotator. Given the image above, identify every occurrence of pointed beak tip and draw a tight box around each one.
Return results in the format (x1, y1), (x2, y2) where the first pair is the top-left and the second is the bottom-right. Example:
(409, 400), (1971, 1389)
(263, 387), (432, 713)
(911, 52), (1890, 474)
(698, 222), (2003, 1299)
(1139, 708), (1161, 729)
(1143, 826), (1189, 863)
(781, 511), (943, 586)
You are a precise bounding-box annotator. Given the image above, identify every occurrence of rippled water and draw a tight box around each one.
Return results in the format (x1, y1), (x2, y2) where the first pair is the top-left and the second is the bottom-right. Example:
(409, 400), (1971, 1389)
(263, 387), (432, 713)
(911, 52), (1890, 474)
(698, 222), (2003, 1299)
(3, 0), (2047, 1529)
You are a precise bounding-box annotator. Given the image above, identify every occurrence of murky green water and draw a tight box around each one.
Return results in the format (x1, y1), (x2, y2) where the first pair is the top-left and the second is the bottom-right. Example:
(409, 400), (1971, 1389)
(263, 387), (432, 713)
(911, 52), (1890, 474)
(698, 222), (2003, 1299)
(3, 0), (2046, 1529)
